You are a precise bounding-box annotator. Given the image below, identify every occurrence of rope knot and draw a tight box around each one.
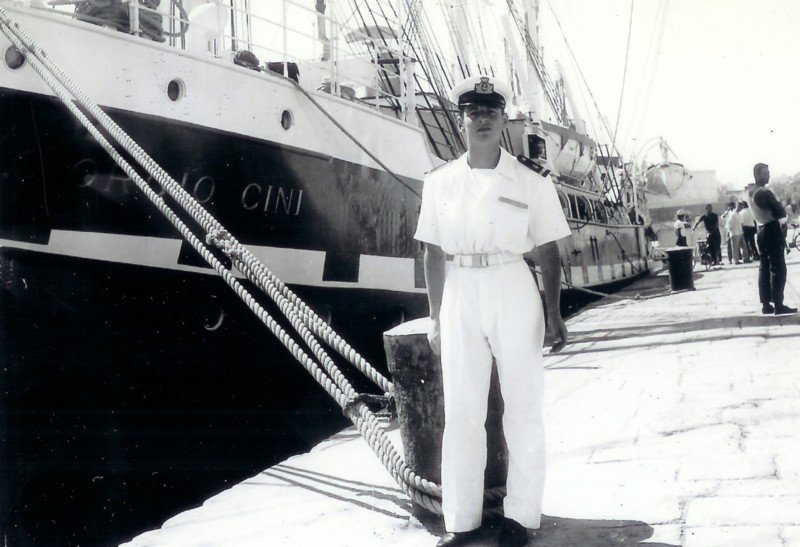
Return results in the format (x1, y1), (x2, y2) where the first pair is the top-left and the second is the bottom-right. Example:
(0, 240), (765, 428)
(206, 229), (244, 260)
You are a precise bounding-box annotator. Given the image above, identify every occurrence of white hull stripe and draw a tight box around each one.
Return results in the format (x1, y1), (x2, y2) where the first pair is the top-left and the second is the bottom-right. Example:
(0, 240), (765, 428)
(0, 231), (425, 294)
(1, 232), (647, 292)
(569, 261), (648, 288)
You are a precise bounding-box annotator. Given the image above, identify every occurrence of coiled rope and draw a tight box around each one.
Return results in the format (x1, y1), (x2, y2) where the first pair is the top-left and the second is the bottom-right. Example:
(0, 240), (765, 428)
(0, 6), (507, 515)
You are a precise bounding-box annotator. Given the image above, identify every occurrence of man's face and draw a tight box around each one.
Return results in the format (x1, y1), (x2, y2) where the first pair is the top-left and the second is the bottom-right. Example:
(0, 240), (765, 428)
(461, 104), (507, 147)
(756, 166), (771, 184)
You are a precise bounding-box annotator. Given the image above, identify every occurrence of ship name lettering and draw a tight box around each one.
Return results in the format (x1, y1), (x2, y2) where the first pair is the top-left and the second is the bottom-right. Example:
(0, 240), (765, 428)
(75, 159), (131, 196)
(75, 159), (215, 203)
(241, 183), (303, 216)
(191, 175), (215, 204)
(176, 172), (216, 203)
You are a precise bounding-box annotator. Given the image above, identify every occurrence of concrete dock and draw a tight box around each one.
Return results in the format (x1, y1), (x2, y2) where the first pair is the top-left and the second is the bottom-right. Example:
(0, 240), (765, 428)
(123, 254), (800, 547)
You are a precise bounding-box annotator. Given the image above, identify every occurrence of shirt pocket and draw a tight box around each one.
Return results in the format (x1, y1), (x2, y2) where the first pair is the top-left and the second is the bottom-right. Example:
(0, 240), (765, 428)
(494, 195), (530, 251)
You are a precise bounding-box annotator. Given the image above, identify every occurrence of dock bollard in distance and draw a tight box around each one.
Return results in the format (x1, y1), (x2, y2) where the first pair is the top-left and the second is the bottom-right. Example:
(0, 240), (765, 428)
(383, 317), (508, 517)
(664, 246), (695, 292)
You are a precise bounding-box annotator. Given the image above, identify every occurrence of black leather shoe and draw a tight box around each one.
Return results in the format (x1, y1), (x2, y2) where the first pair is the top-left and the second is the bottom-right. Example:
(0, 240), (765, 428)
(436, 528), (484, 546)
(497, 518), (530, 546)
(762, 304), (775, 314)
(774, 305), (797, 315)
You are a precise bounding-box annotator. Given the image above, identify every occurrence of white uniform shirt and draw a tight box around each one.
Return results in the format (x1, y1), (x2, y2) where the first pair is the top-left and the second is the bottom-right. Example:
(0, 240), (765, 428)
(674, 219), (687, 237)
(739, 207), (756, 229)
(726, 209), (743, 236)
(414, 149), (571, 254)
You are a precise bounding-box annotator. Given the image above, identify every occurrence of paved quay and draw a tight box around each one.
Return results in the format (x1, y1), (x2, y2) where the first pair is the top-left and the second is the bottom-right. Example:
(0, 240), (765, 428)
(123, 254), (800, 547)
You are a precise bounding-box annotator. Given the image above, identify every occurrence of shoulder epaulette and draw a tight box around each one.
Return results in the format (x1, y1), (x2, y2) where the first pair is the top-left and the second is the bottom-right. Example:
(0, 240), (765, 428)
(516, 155), (551, 178)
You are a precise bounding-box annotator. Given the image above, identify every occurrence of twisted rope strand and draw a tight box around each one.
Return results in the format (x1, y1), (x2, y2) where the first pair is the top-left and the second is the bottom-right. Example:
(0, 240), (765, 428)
(0, 7), (507, 514)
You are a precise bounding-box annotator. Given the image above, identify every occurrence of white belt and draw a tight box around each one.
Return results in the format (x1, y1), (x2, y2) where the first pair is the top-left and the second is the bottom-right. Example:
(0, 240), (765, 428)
(447, 252), (523, 268)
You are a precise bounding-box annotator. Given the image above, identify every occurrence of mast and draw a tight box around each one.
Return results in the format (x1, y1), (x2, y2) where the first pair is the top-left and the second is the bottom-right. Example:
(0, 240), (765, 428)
(522, 0), (543, 121)
(505, 0), (567, 125)
(446, 0), (473, 77)
(316, 0), (330, 61)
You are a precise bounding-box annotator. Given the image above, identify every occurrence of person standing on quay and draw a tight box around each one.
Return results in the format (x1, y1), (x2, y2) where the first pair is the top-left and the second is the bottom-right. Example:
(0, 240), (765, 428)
(724, 201), (743, 265)
(747, 163), (796, 315)
(739, 200), (759, 262)
(693, 204), (722, 265)
(414, 75), (570, 547)
(674, 210), (691, 247)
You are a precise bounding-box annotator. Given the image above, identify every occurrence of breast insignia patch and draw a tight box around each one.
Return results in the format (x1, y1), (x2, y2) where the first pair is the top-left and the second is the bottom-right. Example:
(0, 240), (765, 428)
(516, 155), (551, 178)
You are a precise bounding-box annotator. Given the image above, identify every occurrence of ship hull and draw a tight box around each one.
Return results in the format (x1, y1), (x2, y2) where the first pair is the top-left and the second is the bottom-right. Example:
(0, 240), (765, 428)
(1, 245), (424, 546)
(0, 14), (429, 541)
(0, 5), (648, 544)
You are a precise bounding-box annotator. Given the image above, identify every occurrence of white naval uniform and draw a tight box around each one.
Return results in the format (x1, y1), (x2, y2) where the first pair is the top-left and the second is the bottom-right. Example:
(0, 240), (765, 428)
(414, 148), (571, 532)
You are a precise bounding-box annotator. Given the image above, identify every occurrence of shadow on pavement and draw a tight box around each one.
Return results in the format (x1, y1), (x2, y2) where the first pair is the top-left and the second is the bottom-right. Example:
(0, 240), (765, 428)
(261, 466), (678, 546)
(533, 515), (677, 546)
(569, 314), (800, 346)
(418, 514), (677, 546)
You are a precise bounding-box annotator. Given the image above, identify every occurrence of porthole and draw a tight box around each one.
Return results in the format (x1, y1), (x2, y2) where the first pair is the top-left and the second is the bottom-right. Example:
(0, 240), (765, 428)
(4, 46), (25, 70)
(167, 78), (185, 102)
(280, 109), (293, 130)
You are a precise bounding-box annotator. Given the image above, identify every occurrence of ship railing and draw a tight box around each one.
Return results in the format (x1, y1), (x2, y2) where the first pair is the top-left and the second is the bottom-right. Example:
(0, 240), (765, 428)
(33, 0), (416, 121)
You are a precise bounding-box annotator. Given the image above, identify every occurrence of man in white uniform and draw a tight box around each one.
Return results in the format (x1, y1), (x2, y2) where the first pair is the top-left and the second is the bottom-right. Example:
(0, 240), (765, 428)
(724, 201), (743, 265)
(414, 75), (571, 547)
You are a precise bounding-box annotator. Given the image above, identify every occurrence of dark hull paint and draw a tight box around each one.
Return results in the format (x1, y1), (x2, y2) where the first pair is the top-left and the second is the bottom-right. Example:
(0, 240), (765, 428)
(0, 84), (646, 545)
(0, 88), (423, 285)
(0, 248), (425, 546)
(0, 81), (430, 544)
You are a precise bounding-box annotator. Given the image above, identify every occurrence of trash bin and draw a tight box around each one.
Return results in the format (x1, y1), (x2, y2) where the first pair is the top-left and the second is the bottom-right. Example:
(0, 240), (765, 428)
(665, 246), (695, 291)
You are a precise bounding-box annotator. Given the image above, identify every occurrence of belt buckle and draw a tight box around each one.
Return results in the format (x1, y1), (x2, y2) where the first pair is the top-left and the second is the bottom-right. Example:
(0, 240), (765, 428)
(478, 254), (489, 267)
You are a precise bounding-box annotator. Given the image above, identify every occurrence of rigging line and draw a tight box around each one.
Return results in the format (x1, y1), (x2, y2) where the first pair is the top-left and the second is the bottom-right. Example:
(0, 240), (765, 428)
(289, 78), (421, 199)
(544, 0), (622, 157)
(388, 0), (463, 156)
(439, 1), (471, 78)
(621, 0), (664, 145)
(630, 0), (669, 144)
(612, 0), (636, 146)
(459, 3), (480, 69)
(461, 2), (491, 75)
(470, 3), (492, 68)
(353, 1), (401, 107)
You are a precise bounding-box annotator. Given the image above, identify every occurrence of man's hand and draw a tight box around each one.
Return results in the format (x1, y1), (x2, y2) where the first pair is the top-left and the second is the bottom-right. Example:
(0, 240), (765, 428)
(428, 317), (442, 355)
(423, 243), (446, 356)
(546, 312), (568, 353)
(538, 240), (568, 353)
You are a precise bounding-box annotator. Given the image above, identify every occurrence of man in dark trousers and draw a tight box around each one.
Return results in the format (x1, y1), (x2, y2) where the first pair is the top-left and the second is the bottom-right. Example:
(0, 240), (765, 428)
(693, 204), (722, 265)
(747, 163), (796, 315)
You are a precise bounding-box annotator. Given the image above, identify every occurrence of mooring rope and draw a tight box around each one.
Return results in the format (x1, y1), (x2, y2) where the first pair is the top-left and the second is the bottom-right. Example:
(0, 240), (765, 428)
(0, 5), (519, 514)
(0, 6), (393, 395)
(0, 5), (450, 511)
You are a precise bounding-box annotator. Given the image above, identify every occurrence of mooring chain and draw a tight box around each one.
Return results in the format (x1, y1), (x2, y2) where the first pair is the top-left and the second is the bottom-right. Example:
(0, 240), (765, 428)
(0, 6), (466, 513)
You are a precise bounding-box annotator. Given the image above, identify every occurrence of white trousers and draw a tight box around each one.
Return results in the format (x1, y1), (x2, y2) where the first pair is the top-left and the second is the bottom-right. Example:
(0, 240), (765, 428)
(439, 261), (546, 532)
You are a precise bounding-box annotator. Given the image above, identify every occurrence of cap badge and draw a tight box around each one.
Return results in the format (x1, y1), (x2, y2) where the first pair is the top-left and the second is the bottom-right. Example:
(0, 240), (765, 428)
(475, 76), (494, 95)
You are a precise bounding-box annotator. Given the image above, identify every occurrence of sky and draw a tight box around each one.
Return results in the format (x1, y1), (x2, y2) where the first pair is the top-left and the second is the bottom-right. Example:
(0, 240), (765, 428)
(534, 0), (800, 188)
